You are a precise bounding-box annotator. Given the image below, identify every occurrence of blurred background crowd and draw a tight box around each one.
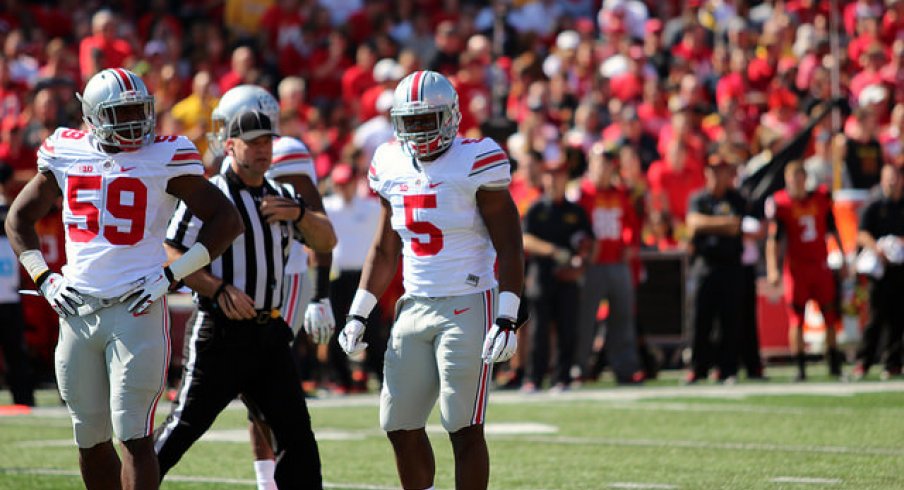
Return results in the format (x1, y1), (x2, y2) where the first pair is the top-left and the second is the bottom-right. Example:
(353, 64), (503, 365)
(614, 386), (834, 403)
(2, 0), (904, 403)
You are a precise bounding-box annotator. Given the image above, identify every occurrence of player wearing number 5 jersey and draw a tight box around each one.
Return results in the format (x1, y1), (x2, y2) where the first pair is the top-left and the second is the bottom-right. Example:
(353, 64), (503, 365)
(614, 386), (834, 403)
(338, 70), (524, 490)
(765, 161), (845, 381)
(4, 68), (242, 490)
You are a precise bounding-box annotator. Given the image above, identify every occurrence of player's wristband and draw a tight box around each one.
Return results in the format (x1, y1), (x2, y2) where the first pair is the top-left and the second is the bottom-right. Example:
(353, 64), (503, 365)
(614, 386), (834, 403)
(19, 249), (50, 285)
(34, 270), (51, 289)
(495, 317), (518, 332)
(498, 291), (520, 321)
(313, 265), (330, 301)
(168, 242), (211, 281)
(346, 314), (369, 326)
(349, 289), (378, 317)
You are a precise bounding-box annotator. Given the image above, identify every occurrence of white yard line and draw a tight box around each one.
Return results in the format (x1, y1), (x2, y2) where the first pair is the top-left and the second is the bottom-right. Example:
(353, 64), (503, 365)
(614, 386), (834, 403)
(610, 483), (679, 489)
(770, 476), (842, 485)
(498, 435), (904, 457)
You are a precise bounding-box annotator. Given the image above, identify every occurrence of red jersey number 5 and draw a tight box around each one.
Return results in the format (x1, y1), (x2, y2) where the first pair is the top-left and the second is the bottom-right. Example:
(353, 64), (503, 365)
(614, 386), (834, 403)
(403, 194), (444, 256)
(67, 175), (147, 245)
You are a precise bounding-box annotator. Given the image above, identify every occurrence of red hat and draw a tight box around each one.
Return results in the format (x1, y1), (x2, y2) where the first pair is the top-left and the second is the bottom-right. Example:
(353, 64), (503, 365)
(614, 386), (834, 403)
(331, 163), (355, 185)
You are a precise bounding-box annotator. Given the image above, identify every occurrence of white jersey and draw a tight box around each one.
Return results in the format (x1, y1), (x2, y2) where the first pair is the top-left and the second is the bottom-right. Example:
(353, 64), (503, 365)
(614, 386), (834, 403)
(369, 137), (511, 297)
(220, 136), (316, 275)
(38, 128), (203, 297)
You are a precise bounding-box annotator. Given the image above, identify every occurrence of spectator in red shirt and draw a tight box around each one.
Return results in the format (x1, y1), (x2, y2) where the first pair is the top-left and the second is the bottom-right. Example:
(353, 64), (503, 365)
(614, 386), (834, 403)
(341, 43), (377, 118)
(637, 79), (670, 137)
(78, 10), (135, 81)
(848, 6), (885, 72)
(647, 139), (705, 222)
(576, 142), (643, 384)
(218, 45), (259, 96)
(882, 0), (904, 42)
(307, 31), (352, 109)
(671, 22), (712, 75)
(851, 43), (888, 100)
(747, 33), (780, 92)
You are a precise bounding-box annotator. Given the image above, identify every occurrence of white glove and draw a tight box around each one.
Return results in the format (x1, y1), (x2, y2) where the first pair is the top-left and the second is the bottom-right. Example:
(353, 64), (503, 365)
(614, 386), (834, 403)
(339, 315), (368, 356)
(304, 298), (336, 344)
(119, 267), (172, 315)
(878, 236), (904, 264)
(40, 273), (84, 317)
(481, 318), (518, 364)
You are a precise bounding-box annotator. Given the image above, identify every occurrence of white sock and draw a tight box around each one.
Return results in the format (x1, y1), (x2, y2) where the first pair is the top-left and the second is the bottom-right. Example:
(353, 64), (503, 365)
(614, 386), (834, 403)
(253, 459), (277, 490)
(421, 486), (435, 490)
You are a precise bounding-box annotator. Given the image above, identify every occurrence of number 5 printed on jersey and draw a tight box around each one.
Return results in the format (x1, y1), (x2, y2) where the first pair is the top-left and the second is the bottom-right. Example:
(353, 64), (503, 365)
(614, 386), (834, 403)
(404, 194), (444, 256)
(67, 175), (147, 246)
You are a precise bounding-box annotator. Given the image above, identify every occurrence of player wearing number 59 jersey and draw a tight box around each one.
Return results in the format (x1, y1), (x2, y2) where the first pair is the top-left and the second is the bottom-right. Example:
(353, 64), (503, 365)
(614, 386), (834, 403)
(4, 68), (242, 490)
(338, 70), (524, 490)
(38, 129), (204, 296)
(766, 161), (845, 380)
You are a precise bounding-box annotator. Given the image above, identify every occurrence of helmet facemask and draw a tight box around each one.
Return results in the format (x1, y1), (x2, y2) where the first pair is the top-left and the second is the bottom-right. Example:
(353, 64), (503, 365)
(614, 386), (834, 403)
(80, 94), (155, 150)
(391, 102), (460, 159)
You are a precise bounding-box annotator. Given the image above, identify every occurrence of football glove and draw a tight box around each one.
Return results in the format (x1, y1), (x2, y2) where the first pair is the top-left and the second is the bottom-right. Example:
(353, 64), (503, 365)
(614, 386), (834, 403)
(120, 267), (173, 315)
(40, 273), (84, 318)
(481, 317), (519, 364)
(339, 314), (368, 356)
(304, 298), (336, 344)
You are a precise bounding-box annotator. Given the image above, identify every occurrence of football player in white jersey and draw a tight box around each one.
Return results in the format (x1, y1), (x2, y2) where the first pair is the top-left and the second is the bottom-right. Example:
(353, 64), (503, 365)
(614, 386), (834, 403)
(4, 68), (242, 490)
(338, 70), (524, 490)
(209, 84), (335, 490)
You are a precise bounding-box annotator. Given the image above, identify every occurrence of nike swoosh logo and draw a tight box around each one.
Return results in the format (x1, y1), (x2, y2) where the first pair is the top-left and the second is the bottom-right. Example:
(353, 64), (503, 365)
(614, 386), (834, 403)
(121, 166), (137, 172)
(454, 308), (470, 315)
(428, 182), (443, 189)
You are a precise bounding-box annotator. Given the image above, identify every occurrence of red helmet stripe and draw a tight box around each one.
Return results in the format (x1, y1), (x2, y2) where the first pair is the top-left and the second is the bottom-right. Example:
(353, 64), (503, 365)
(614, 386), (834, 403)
(409, 71), (424, 102)
(113, 68), (134, 91)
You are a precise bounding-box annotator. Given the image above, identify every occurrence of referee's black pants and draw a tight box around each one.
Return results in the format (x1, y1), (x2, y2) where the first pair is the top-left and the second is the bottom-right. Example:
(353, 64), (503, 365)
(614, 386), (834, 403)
(155, 310), (322, 488)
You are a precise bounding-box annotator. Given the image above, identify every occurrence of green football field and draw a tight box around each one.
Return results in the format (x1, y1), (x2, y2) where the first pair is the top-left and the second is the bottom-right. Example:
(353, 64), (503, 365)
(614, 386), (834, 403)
(2, 372), (903, 490)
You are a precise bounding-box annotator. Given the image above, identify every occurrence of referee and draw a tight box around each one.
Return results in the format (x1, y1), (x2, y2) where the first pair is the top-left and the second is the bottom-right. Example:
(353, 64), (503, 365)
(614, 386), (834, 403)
(154, 110), (336, 488)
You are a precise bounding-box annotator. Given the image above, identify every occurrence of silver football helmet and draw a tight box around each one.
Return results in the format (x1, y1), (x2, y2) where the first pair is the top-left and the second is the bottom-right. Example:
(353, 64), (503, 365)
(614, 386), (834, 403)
(390, 70), (461, 159)
(208, 84), (280, 157)
(76, 68), (155, 150)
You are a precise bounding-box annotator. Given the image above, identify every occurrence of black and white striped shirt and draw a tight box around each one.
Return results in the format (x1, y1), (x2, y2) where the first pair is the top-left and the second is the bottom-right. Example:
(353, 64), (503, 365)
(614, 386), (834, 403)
(165, 168), (298, 311)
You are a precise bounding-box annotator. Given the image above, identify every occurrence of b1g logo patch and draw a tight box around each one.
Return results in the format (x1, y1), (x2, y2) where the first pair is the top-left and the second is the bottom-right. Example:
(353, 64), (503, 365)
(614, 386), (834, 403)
(466, 274), (479, 287)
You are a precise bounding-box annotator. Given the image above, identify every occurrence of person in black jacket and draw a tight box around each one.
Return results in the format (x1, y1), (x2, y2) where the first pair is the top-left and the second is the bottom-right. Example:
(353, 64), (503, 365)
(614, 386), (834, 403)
(853, 164), (904, 380)
(522, 159), (593, 391)
(685, 155), (746, 384)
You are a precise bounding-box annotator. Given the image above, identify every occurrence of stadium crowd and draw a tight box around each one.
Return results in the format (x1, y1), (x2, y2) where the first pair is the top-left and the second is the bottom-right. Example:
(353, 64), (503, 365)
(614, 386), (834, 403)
(2, 0), (904, 401)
